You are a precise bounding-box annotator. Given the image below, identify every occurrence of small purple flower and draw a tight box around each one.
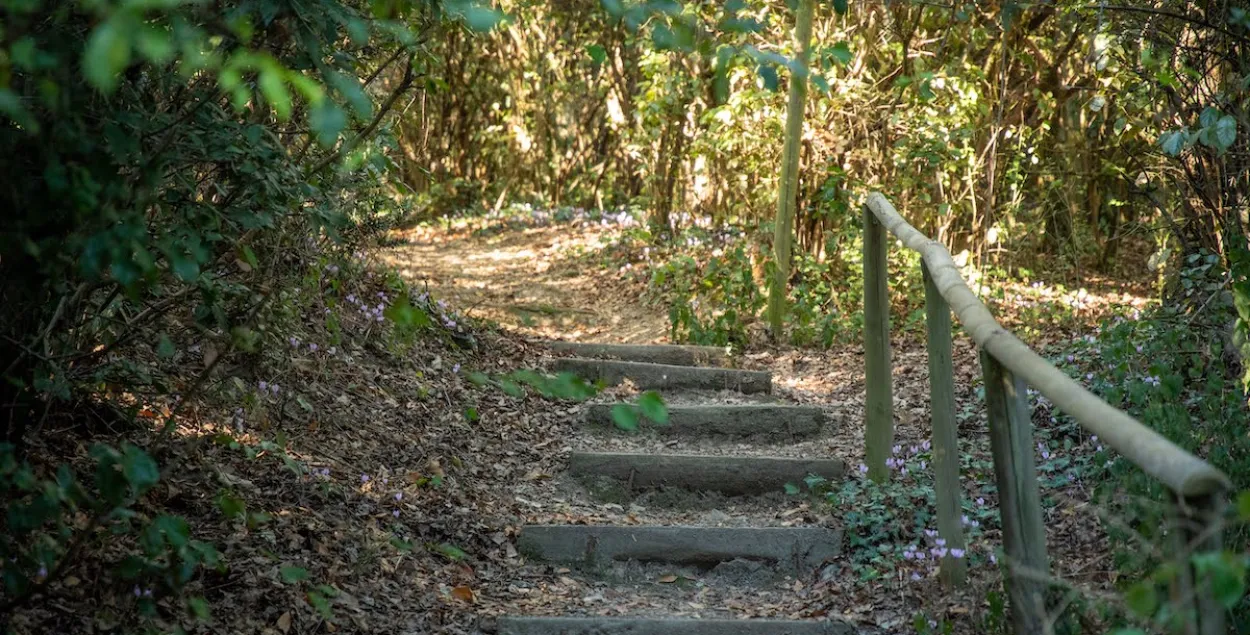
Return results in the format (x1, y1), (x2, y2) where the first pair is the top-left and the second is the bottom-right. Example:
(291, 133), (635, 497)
(271, 383), (280, 394)
(452, 363), (461, 373)
(289, 336), (300, 348)
(392, 509), (401, 518)
(911, 572), (922, 580)
(924, 529), (938, 538)
(903, 550), (914, 560)
(922, 440), (930, 451)
(885, 457), (897, 469)
(394, 491), (403, 501)
(950, 548), (965, 558)
(918, 460), (926, 470)
(857, 464), (868, 474)
(36, 565), (47, 579)
(971, 520), (980, 528)
(361, 474), (370, 483)
(1042, 450), (1051, 460)
(976, 497), (985, 506)
(961, 514), (970, 525)
(909, 445), (919, 455)
(932, 547), (949, 558)
(259, 380), (268, 392)
(347, 294), (357, 303)
(935, 538), (946, 547)
(892, 445), (902, 455)
(309, 343), (319, 352)
(133, 585), (142, 597)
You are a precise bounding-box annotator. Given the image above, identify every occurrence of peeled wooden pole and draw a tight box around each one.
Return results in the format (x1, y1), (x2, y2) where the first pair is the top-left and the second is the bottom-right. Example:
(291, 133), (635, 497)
(982, 350), (1049, 635)
(862, 204), (893, 483)
(923, 262), (966, 587)
(766, 0), (816, 338)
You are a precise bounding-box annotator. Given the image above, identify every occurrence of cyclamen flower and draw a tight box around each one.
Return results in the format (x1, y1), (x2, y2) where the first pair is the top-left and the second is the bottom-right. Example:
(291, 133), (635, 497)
(361, 474), (370, 483)
(918, 460), (926, 470)
(892, 445), (902, 455)
(922, 440), (931, 451)
(309, 343), (319, 352)
(989, 553), (998, 564)
(976, 497), (985, 506)
(932, 547), (949, 558)
(857, 464), (869, 475)
(259, 381), (268, 391)
(924, 529), (938, 538)
(950, 548), (965, 558)
(935, 538), (946, 547)
(392, 509), (401, 518)
(911, 572), (922, 581)
(289, 336), (300, 348)
(395, 492), (403, 501)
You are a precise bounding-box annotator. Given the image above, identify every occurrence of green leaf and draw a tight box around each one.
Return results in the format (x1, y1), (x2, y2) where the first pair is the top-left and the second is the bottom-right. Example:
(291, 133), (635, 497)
(216, 491), (246, 520)
(464, 407), (479, 422)
(586, 44), (608, 65)
(832, 0), (848, 15)
(310, 102), (347, 146)
(258, 67), (292, 120)
(610, 404), (639, 431)
(121, 444), (160, 492)
(1213, 115), (1237, 151)
(187, 596), (211, 620)
(784, 482), (800, 495)
(1158, 129), (1189, 156)
(307, 590), (334, 619)
(432, 542), (467, 560)
(1124, 581), (1157, 617)
(280, 565), (309, 583)
(637, 391), (668, 424)
(757, 64), (780, 91)
(446, 0), (504, 31)
(157, 334), (176, 359)
(829, 42), (853, 66)
(83, 19), (133, 93)
(1237, 490), (1250, 521)
(135, 26), (175, 64)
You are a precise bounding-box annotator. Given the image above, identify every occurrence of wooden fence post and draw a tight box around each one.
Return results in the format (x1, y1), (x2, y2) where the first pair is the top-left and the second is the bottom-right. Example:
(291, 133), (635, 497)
(981, 349), (1049, 635)
(1176, 492), (1227, 635)
(923, 262), (966, 586)
(863, 204), (893, 483)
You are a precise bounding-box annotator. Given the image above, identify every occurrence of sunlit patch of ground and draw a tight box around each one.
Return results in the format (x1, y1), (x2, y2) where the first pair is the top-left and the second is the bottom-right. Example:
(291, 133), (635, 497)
(381, 223), (670, 343)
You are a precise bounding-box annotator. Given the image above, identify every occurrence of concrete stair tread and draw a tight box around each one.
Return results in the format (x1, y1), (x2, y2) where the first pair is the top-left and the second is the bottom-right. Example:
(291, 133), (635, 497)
(584, 403), (828, 440)
(569, 451), (845, 498)
(551, 358), (771, 394)
(517, 524), (841, 575)
(498, 616), (854, 634)
(545, 341), (730, 367)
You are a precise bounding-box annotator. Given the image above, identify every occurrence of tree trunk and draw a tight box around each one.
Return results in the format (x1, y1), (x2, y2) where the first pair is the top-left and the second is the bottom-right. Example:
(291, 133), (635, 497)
(766, 0), (817, 339)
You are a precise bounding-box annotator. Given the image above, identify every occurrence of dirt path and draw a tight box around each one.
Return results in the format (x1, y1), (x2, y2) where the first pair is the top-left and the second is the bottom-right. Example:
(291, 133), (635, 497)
(381, 224), (669, 343)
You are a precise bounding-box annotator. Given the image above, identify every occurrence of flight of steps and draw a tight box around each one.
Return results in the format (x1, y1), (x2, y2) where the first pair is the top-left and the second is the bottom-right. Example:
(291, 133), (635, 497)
(498, 342), (853, 634)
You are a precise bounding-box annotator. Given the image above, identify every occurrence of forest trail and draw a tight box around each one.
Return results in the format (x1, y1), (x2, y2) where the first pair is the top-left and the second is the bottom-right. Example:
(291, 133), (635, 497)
(382, 223), (669, 343)
(380, 222), (950, 632)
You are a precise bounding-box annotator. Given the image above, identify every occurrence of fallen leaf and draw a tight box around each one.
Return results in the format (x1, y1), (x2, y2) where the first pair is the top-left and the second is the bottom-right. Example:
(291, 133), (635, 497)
(451, 585), (476, 603)
(277, 612), (292, 633)
(658, 575), (678, 583)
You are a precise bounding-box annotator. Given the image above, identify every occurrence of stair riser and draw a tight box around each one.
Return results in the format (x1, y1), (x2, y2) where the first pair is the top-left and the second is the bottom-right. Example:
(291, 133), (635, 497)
(569, 453), (844, 497)
(517, 525), (841, 575)
(547, 342), (728, 367)
(585, 405), (825, 440)
(498, 617), (854, 635)
(551, 358), (771, 394)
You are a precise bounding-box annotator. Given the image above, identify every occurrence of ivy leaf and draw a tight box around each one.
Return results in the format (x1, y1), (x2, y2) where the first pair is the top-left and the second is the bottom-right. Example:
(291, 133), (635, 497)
(187, 596), (211, 620)
(121, 444), (160, 492)
(784, 482), (800, 495)
(637, 391), (668, 424)
(610, 404), (639, 431)
(832, 0), (848, 15)
(280, 566), (309, 583)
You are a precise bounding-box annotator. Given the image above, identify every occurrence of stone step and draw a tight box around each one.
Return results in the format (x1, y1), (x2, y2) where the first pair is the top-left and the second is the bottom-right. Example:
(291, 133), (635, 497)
(551, 358), (770, 394)
(546, 341), (729, 367)
(498, 617), (853, 635)
(516, 525), (841, 574)
(585, 404), (826, 440)
(569, 452), (844, 497)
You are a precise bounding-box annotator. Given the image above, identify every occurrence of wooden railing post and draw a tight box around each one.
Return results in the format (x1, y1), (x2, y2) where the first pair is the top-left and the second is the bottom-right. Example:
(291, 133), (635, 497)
(923, 262), (965, 587)
(1176, 492), (1227, 635)
(980, 349), (1049, 635)
(863, 204), (894, 483)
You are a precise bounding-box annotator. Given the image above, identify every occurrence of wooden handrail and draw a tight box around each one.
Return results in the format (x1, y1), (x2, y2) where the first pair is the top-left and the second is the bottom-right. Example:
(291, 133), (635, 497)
(861, 191), (1230, 635)
(864, 192), (1230, 497)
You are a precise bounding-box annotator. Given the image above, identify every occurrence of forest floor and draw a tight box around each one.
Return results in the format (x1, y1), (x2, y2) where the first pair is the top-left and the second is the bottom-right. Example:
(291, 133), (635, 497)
(9, 215), (1152, 634)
